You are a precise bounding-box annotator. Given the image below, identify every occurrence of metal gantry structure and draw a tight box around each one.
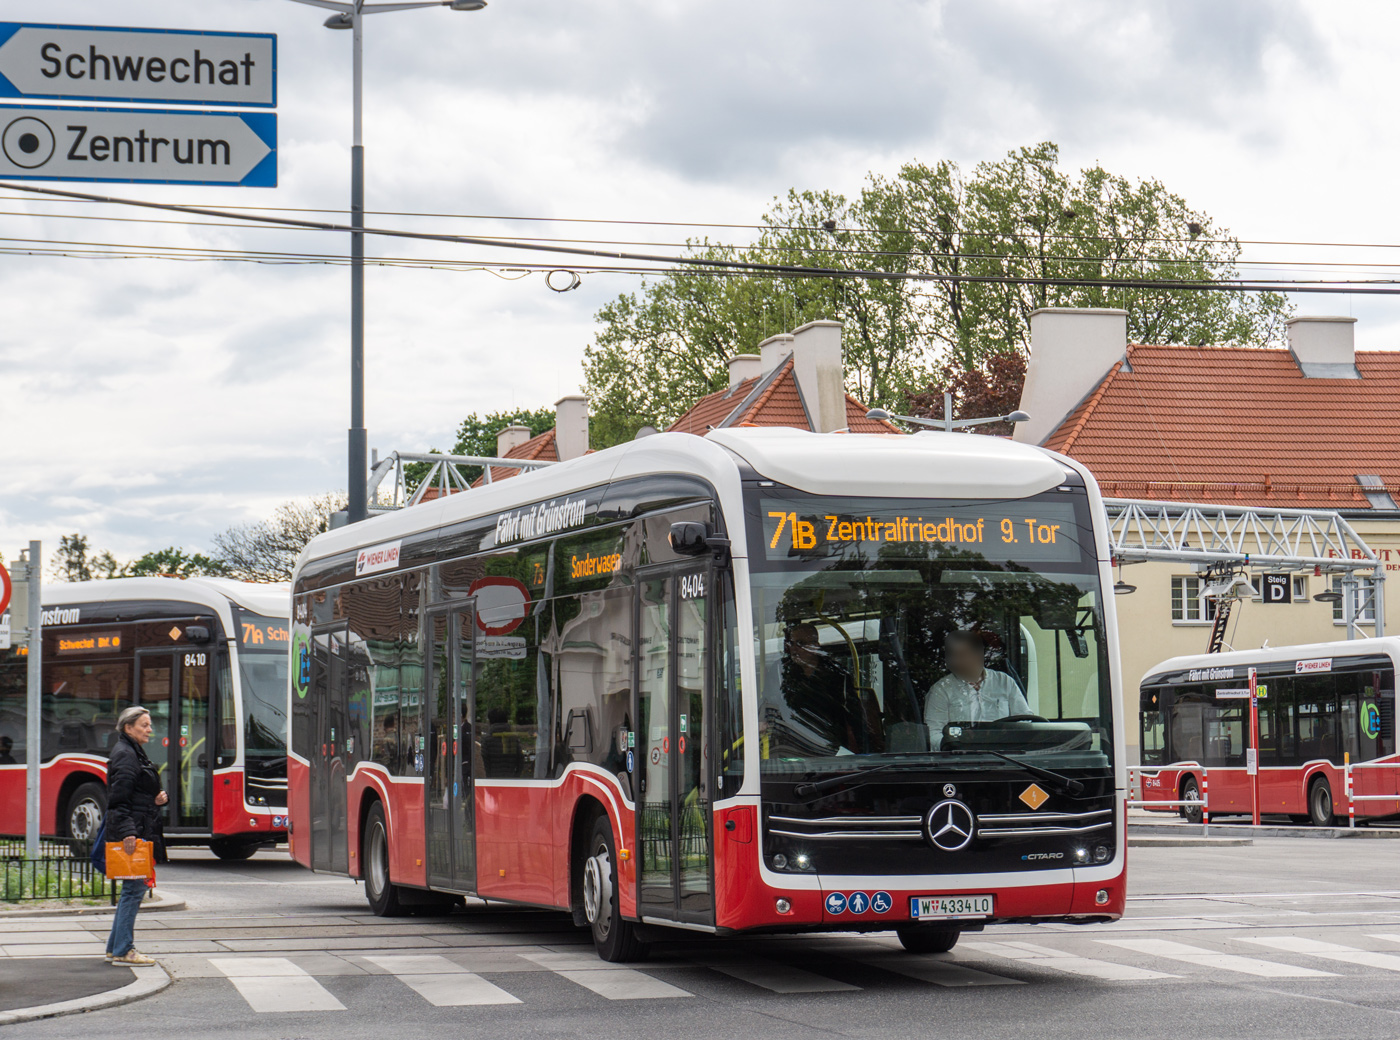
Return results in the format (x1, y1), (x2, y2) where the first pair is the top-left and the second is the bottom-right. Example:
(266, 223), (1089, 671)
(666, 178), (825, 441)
(366, 450), (554, 512)
(1104, 498), (1386, 638)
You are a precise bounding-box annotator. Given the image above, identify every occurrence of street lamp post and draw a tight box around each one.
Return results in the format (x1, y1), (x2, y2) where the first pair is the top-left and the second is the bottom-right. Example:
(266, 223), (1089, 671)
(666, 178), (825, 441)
(284, 0), (486, 523)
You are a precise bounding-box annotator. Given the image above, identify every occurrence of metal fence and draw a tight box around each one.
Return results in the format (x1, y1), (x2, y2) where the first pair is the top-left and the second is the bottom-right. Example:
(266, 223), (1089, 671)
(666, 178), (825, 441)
(1, 837), (115, 903)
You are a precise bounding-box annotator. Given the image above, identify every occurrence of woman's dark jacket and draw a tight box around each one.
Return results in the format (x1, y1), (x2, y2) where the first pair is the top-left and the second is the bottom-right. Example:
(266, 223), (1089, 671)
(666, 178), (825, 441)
(106, 732), (166, 858)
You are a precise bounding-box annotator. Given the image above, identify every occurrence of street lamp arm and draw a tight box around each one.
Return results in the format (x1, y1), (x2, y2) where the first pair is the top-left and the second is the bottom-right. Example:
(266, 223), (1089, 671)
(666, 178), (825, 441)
(362, 2), (465, 12)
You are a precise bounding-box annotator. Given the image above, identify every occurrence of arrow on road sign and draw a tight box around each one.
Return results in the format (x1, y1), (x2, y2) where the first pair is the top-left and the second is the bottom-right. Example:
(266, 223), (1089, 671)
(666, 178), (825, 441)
(0, 104), (275, 186)
(0, 23), (276, 107)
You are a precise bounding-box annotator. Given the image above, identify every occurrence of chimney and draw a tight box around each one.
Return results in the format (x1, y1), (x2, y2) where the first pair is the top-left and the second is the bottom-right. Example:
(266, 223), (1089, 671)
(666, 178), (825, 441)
(1287, 316), (1359, 378)
(554, 394), (589, 461)
(790, 319), (846, 434)
(1014, 308), (1128, 445)
(758, 333), (794, 375)
(727, 353), (762, 388)
(495, 424), (532, 458)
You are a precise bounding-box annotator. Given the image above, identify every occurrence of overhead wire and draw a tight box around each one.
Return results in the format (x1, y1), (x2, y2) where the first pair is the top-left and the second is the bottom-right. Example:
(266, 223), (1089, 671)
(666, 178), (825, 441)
(5, 181), (1400, 294)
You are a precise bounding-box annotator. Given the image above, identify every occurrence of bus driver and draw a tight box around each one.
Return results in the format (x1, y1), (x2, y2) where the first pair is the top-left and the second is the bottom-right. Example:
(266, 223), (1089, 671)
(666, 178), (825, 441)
(924, 631), (1030, 749)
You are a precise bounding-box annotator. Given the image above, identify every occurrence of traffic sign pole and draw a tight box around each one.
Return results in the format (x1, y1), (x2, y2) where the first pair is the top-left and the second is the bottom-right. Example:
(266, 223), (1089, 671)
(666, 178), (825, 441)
(24, 541), (41, 861)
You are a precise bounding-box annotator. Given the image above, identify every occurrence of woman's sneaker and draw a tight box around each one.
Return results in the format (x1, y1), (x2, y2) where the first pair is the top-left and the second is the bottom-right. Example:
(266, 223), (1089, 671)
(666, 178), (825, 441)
(111, 950), (156, 966)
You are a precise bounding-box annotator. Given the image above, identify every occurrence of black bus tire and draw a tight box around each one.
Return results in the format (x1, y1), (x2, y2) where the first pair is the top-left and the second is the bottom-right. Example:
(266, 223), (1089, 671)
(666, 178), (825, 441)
(1309, 778), (1336, 828)
(66, 781), (107, 857)
(1181, 776), (1203, 825)
(363, 802), (406, 917)
(897, 926), (960, 954)
(210, 839), (260, 861)
(583, 815), (648, 963)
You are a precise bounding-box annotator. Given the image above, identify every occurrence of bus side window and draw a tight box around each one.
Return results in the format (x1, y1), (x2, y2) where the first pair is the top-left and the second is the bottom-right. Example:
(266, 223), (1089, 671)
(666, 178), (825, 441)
(1379, 668), (1396, 759)
(217, 654), (237, 767)
(548, 586), (633, 778)
(1139, 687), (1165, 766)
(395, 571), (424, 777)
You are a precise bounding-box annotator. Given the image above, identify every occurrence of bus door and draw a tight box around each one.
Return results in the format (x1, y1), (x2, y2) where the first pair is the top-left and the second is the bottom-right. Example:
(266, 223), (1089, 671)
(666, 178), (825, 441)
(309, 623), (350, 873)
(636, 564), (714, 926)
(135, 647), (212, 832)
(424, 607), (476, 893)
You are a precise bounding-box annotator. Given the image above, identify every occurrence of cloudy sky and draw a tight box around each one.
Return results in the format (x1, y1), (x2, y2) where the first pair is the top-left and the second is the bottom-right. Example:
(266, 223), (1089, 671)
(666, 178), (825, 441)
(0, 0), (1394, 565)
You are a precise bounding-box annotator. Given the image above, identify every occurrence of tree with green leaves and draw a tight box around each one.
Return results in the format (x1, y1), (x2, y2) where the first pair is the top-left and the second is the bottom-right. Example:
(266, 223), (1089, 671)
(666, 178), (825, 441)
(121, 548), (230, 579)
(50, 534), (120, 582)
(584, 142), (1290, 446)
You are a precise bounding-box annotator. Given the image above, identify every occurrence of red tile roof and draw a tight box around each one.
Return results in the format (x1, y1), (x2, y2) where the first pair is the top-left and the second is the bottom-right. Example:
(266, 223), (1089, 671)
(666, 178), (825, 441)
(471, 428), (559, 487)
(667, 357), (900, 435)
(1042, 344), (1400, 508)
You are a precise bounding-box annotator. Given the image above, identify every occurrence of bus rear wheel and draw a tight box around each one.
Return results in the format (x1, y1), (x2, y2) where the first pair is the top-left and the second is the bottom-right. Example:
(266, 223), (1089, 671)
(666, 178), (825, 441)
(896, 926), (960, 954)
(1180, 776), (1203, 825)
(583, 816), (647, 963)
(1309, 778), (1336, 827)
(66, 782), (107, 858)
(363, 802), (406, 917)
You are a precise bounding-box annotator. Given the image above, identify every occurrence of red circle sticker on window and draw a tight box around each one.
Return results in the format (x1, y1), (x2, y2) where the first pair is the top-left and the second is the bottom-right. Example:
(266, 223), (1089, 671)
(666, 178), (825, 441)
(662, 737), (669, 753)
(162, 738), (169, 747)
(469, 576), (532, 636)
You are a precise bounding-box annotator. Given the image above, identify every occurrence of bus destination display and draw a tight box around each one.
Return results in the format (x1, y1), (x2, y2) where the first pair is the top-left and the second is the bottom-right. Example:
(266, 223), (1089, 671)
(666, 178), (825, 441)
(761, 498), (1082, 563)
(239, 616), (290, 649)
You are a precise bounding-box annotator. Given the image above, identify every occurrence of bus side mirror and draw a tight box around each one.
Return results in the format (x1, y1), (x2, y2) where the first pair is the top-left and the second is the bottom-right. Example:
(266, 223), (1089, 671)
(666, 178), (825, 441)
(669, 522), (730, 564)
(185, 625), (211, 643)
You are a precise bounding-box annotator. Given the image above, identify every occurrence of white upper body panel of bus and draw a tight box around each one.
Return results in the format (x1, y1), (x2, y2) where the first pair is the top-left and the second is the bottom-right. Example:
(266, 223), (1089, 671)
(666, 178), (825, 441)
(44, 576), (290, 622)
(294, 427), (1092, 578)
(1140, 637), (1400, 689)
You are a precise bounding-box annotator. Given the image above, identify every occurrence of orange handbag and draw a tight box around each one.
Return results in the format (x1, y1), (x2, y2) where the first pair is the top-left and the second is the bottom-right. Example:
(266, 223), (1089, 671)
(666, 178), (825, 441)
(104, 839), (155, 881)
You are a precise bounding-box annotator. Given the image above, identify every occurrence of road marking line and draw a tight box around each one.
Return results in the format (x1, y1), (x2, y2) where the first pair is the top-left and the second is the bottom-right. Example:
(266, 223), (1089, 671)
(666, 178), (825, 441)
(698, 957), (859, 993)
(209, 957), (344, 1013)
(962, 940), (1174, 981)
(862, 952), (1025, 987)
(553, 968), (692, 1000)
(364, 954), (521, 1006)
(1238, 936), (1400, 972)
(1097, 938), (1335, 978)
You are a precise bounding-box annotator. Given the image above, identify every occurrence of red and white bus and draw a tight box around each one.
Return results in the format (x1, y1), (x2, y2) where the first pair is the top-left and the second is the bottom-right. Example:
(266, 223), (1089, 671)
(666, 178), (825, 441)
(0, 577), (291, 858)
(1138, 639), (1399, 826)
(289, 427), (1127, 960)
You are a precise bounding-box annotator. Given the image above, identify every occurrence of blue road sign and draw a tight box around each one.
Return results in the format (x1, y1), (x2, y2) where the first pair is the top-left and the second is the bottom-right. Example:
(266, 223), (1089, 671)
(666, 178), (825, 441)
(0, 104), (275, 186)
(0, 23), (276, 107)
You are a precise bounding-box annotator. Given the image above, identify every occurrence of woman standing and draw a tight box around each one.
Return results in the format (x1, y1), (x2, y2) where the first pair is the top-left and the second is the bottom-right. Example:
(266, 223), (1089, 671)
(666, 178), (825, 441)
(105, 706), (167, 966)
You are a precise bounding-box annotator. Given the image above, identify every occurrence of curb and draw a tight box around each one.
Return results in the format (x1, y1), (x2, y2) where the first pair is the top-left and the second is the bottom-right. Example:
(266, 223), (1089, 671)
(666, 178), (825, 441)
(1129, 822), (1400, 840)
(0, 890), (186, 919)
(0, 964), (170, 1026)
(1129, 835), (1253, 848)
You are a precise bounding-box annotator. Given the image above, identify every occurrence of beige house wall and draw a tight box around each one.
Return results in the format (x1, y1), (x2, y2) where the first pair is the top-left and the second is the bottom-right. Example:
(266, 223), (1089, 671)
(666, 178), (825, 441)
(1113, 517), (1400, 764)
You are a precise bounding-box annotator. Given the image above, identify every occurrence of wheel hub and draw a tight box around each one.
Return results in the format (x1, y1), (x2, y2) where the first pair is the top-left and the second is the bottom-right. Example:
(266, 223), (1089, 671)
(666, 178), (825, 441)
(70, 799), (100, 841)
(583, 847), (612, 933)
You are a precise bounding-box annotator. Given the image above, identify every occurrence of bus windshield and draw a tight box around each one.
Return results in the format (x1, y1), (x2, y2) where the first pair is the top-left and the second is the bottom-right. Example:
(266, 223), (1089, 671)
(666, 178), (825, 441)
(747, 487), (1113, 775)
(235, 610), (289, 763)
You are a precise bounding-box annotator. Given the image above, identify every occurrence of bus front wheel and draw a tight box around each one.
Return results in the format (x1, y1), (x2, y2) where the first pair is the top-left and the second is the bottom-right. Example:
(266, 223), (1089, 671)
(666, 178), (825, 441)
(66, 782), (107, 857)
(583, 816), (648, 963)
(1180, 777), (1203, 825)
(897, 926), (960, 954)
(210, 840), (260, 861)
(363, 802), (406, 917)
(1309, 778), (1336, 827)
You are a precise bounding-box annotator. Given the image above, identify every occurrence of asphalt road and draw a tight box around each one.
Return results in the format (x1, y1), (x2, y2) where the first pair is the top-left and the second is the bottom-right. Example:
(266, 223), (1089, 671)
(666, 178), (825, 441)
(18, 838), (1400, 1040)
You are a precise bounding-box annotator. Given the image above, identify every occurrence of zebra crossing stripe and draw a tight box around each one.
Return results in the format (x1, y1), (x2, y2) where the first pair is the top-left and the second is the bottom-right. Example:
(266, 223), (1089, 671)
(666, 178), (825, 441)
(699, 956), (860, 993)
(863, 951), (1025, 987)
(363, 955), (521, 1006)
(208, 957), (345, 1013)
(519, 952), (692, 999)
(961, 940), (1175, 982)
(1239, 937), (1400, 973)
(1097, 938), (1336, 978)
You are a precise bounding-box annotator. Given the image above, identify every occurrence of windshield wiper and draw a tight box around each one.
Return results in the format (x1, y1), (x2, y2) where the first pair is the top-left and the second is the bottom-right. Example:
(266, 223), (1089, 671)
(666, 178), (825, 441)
(941, 748), (1084, 797)
(793, 758), (921, 799)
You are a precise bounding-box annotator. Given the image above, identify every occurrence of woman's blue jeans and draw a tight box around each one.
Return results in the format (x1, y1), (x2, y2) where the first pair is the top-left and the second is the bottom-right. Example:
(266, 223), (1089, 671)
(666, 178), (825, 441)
(106, 880), (147, 957)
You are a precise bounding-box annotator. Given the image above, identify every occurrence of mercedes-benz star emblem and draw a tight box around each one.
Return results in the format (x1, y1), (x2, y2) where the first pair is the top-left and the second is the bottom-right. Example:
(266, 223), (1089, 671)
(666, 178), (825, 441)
(924, 799), (976, 851)
(942, 783), (957, 798)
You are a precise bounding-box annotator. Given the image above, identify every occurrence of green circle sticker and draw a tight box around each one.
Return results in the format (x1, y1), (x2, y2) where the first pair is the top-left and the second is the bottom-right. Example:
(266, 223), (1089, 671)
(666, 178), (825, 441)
(293, 631), (311, 699)
(1364, 701), (1381, 739)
